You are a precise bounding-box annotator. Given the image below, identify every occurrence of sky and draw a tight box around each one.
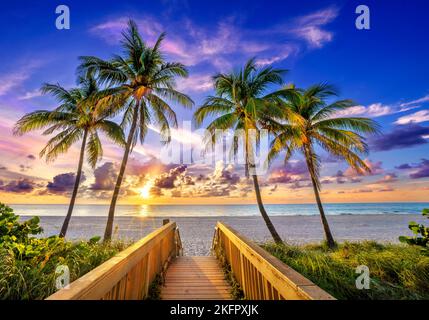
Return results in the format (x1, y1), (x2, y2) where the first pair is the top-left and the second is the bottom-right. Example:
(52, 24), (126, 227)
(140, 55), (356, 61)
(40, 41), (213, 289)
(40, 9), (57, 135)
(0, 0), (428, 205)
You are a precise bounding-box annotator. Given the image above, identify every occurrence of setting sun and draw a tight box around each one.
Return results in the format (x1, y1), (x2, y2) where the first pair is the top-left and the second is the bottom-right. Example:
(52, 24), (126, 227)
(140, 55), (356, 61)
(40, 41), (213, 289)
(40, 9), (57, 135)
(140, 181), (154, 199)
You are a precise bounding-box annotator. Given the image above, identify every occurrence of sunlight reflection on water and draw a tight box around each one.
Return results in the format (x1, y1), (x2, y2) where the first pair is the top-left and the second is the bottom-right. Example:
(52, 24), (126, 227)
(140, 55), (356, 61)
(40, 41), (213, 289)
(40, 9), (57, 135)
(138, 204), (150, 217)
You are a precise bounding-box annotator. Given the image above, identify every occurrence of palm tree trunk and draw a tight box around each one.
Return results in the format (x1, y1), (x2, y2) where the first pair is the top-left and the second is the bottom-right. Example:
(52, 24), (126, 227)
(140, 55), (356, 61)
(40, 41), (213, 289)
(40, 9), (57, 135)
(59, 129), (88, 238)
(104, 106), (140, 241)
(252, 174), (283, 243)
(245, 129), (282, 244)
(304, 149), (336, 248)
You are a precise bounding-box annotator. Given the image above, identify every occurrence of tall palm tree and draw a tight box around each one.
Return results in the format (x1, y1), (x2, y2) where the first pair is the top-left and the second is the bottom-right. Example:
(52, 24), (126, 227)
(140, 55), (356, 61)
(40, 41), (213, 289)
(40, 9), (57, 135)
(79, 20), (194, 241)
(267, 84), (379, 248)
(14, 75), (125, 237)
(194, 58), (288, 243)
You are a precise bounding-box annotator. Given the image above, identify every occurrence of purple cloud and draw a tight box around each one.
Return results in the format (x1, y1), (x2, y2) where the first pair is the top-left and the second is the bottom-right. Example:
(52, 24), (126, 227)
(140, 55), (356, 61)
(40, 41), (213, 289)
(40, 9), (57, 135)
(0, 179), (35, 193)
(394, 159), (429, 179)
(376, 173), (398, 184)
(47, 172), (85, 194)
(289, 181), (312, 189)
(370, 124), (429, 151)
(396, 163), (412, 170)
(268, 160), (309, 184)
(330, 170), (363, 185)
(409, 159), (429, 179)
(91, 162), (117, 190)
(162, 162), (243, 198)
(154, 165), (188, 189)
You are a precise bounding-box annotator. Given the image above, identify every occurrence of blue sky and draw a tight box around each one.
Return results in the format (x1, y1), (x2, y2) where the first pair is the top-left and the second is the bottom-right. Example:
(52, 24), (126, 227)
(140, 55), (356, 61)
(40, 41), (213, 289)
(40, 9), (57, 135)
(0, 0), (428, 204)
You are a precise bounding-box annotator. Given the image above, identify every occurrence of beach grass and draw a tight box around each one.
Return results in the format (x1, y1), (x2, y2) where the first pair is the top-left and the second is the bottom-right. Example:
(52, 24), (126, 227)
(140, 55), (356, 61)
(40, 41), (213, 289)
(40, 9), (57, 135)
(0, 239), (128, 300)
(262, 241), (429, 300)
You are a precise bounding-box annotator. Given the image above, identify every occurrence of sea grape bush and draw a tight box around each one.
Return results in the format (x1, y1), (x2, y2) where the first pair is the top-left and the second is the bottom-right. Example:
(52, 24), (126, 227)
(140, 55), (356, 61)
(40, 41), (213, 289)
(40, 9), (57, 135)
(399, 208), (429, 254)
(0, 203), (71, 260)
(0, 203), (42, 242)
(0, 203), (127, 299)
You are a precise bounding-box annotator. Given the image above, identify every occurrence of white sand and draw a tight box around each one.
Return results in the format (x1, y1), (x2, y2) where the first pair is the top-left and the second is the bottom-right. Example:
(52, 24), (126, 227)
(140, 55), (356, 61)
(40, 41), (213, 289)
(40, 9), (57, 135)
(28, 214), (425, 255)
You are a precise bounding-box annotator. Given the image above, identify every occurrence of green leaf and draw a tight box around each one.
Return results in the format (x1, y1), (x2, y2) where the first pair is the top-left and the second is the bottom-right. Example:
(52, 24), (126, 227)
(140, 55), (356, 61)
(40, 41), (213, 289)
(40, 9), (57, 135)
(398, 236), (410, 243)
(89, 236), (101, 244)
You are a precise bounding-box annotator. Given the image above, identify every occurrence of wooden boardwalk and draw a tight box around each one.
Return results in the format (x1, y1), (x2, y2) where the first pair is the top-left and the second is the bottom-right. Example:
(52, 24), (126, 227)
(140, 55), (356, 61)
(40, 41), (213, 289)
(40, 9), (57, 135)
(47, 221), (334, 300)
(161, 256), (231, 300)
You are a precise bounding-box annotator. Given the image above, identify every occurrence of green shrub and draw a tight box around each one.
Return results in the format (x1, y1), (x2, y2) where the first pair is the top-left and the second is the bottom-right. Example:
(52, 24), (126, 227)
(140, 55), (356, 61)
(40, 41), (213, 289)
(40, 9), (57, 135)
(262, 241), (429, 300)
(399, 208), (429, 255)
(0, 203), (129, 300)
(0, 203), (42, 244)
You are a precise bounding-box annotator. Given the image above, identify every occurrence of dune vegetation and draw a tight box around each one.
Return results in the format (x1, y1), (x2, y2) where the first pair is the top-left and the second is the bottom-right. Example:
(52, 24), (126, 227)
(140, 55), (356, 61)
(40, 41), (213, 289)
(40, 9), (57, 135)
(262, 240), (429, 300)
(0, 203), (128, 300)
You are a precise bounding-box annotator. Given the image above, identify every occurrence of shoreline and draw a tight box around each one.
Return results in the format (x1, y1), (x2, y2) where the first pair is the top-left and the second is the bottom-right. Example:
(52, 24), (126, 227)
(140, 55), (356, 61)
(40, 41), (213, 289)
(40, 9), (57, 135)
(27, 214), (426, 256)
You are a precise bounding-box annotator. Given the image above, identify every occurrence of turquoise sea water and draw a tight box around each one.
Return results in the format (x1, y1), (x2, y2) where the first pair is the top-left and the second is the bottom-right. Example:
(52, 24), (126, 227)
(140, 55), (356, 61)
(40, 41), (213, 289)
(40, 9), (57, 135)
(9, 202), (429, 217)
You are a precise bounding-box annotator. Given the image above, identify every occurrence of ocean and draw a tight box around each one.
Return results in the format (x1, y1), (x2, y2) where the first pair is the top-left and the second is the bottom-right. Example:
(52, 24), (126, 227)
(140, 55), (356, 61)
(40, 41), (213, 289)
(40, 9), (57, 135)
(9, 202), (429, 217)
(7, 202), (429, 255)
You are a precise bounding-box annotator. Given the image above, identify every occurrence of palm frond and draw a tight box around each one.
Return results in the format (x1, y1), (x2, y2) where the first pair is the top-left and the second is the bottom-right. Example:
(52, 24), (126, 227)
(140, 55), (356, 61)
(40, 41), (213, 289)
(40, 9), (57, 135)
(194, 97), (234, 126)
(14, 111), (74, 135)
(154, 62), (189, 80)
(314, 117), (380, 134)
(315, 127), (368, 153)
(40, 128), (82, 162)
(78, 56), (128, 86)
(97, 120), (126, 147)
(41, 83), (75, 104)
(311, 99), (355, 121)
(86, 131), (103, 168)
(147, 93), (178, 127)
(314, 133), (370, 173)
(305, 83), (339, 100)
(154, 87), (194, 108)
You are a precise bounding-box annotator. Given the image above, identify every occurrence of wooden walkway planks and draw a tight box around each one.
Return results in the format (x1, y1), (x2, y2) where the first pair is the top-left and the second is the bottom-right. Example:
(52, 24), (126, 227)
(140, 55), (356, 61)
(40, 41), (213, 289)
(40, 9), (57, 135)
(161, 256), (231, 300)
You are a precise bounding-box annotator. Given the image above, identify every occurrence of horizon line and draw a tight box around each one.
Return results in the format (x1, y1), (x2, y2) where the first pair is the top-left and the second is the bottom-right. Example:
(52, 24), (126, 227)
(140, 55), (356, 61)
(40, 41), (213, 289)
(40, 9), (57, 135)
(7, 201), (429, 206)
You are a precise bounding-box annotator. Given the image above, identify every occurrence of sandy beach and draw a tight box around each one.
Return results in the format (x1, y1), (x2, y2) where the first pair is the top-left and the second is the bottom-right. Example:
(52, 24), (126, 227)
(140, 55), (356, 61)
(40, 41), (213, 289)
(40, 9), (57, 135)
(29, 214), (425, 255)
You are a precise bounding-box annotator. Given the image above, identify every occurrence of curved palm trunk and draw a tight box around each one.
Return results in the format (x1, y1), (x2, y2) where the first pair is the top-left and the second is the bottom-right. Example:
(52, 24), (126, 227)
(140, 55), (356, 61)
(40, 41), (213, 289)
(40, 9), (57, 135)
(246, 129), (282, 243)
(104, 106), (140, 241)
(251, 173), (283, 243)
(59, 129), (88, 238)
(304, 149), (336, 248)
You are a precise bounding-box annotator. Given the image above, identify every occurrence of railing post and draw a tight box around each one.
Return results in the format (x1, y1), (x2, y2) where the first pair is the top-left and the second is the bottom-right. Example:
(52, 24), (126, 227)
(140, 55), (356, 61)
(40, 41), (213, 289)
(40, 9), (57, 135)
(239, 253), (246, 294)
(211, 226), (219, 254)
(174, 227), (183, 256)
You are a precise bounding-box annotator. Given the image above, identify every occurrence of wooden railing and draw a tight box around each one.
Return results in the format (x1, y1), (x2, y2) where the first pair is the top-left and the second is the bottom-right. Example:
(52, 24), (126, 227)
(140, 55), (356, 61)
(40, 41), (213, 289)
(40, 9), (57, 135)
(47, 221), (182, 300)
(212, 221), (335, 300)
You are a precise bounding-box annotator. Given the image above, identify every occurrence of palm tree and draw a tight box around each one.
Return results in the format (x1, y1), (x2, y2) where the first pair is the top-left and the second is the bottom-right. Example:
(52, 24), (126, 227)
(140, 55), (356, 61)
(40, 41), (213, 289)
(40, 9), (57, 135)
(194, 58), (288, 243)
(79, 20), (194, 241)
(14, 75), (125, 237)
(267, 84), (379, 248)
